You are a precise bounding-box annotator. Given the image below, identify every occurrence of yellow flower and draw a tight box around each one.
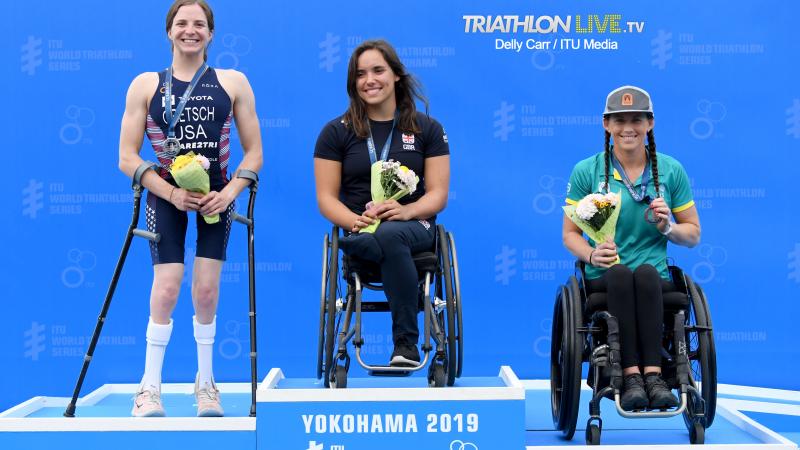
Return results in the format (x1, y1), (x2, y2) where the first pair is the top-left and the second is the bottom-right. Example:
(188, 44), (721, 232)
(170, 152), (196, 171)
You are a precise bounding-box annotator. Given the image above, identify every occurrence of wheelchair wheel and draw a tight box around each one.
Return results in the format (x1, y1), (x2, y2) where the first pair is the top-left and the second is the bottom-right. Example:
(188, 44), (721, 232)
(320, 227), (340, 388)
(585, 423), (601, 446)
(682, 275), (717, 430)
(331, 364), (348, 389)
(447, 231), (464, 379)
(429, 362), (446, 388)
(317, 233), (330, 380)
(689, 421), (705, 444)
(550, 278), (582, 439)
(437, 225), (459, 387)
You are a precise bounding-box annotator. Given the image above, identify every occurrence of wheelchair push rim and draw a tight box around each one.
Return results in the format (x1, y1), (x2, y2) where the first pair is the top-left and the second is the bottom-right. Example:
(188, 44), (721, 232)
(683, 275), (717, 430)
(436, 225), (459, 386)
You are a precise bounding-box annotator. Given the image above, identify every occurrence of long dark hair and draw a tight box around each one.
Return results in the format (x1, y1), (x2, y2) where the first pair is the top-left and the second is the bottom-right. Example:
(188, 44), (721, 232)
(165, 0), (214, 62)
(603, 114), (660, 197)
(343, 39), (429, 138)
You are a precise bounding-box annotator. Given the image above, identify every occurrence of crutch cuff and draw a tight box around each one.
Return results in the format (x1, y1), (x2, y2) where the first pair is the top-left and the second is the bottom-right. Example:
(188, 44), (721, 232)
(132, 161), (157, 189)
(193, 315), (216, 345)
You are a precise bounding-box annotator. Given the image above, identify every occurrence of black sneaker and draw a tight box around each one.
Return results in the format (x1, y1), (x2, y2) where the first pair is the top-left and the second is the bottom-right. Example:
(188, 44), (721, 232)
(389, 344), (420, 367)
(620, 373), (649, 411)
(644, 373), (679, 409)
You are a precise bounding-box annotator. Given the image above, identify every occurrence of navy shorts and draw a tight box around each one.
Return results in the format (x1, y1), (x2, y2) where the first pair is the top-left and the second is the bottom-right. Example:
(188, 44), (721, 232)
(145, 187), (235, 265)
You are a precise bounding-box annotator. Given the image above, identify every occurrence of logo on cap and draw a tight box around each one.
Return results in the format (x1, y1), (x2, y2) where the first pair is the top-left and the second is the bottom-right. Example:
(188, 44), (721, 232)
(621, 93), (634, 106)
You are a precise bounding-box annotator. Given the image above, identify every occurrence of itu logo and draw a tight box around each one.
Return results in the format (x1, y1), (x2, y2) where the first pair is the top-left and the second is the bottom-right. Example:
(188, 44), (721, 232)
(650, 29), (673, 70)
(21, 35), (43, 76)
(319, 32), (341, 73)
(305, 441), (323, 450)
(493, 101), (515, 142)
(450, 439), (479, 450)
(494, 245), (517, 286)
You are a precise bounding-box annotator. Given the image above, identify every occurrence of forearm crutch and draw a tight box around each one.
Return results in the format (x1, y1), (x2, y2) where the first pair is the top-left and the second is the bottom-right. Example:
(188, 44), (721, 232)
(230, 169), (259, 417)
(64, 162), (161, 417)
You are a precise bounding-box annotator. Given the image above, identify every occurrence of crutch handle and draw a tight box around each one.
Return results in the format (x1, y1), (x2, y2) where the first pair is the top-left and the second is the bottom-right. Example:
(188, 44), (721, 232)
(132, 228), (160, 242)
(232, 211), (253, 227)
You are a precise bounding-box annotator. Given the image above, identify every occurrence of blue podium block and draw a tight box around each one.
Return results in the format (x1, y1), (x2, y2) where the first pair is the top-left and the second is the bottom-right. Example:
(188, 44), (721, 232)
(0, 383), (256, 450)
(256, 366), (526, 450)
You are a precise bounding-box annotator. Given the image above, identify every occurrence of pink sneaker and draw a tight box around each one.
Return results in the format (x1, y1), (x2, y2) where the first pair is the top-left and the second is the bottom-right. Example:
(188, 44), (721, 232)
(195, 377), (224, 417)
(132, 387), (165, 417)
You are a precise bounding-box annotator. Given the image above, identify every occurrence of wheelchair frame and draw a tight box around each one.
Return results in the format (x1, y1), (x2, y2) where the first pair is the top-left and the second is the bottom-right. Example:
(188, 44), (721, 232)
(550, 262), (717, 445)
(316, 224), (463, 388)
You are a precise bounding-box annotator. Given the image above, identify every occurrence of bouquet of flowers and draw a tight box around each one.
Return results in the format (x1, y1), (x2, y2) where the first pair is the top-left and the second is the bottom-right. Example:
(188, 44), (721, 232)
(563, 192), (622, 264)
(169, 152), (218, 224)
(360, 159), (419, 234)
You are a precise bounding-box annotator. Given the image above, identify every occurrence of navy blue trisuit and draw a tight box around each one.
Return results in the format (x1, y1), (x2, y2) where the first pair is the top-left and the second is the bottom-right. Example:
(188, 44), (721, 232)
(144, 67), (235, 265)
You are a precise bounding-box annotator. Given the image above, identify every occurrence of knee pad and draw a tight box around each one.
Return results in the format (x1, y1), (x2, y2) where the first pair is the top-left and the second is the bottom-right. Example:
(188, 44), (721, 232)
(193, 315), (217, 345)
(146, 317), (173, 346)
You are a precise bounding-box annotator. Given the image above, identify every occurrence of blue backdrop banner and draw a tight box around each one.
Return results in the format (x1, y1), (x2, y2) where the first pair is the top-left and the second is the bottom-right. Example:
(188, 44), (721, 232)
(4, 0), (799, 411)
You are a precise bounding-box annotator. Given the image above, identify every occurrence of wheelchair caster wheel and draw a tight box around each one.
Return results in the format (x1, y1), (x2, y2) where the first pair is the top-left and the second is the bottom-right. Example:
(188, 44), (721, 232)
(585, 424), (601, 445)
(689, 422), (705, 444)
(331, 365), (348, 389)
(429, 364), (446, 388)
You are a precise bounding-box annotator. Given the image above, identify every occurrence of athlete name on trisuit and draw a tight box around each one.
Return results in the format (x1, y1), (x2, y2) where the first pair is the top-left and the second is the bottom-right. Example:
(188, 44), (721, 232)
(163, 63), (209, 158)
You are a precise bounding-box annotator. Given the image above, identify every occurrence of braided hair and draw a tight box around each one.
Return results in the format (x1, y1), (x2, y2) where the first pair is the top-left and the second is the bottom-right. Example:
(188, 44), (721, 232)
(603, 115), (661, 199)
(646, 128), (661, 198)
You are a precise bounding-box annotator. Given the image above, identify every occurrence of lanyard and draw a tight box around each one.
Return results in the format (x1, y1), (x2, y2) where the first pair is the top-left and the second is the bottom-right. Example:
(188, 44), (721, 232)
(610, 148), (652, 203)
(164, 64), (208, 139)
(366, 114), (397, 164)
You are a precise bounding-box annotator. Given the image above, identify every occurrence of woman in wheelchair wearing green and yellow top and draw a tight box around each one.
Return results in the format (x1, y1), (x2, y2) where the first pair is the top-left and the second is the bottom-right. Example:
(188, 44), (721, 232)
(562, 86), (700, 411)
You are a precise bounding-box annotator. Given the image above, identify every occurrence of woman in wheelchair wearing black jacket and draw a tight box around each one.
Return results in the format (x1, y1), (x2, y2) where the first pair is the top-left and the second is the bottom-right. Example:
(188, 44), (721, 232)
(562, 86), (701, 411)
(314, 39), (450, 367)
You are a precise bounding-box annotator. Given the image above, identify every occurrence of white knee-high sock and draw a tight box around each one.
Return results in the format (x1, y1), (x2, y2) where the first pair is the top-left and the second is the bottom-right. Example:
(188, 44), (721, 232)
(194, 315), (216, 387)
(140, 317), (173, 391)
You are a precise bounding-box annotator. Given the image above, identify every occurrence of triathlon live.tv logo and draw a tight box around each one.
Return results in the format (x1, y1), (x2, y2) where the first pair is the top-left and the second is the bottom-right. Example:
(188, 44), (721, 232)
(462, 14), (643, 34)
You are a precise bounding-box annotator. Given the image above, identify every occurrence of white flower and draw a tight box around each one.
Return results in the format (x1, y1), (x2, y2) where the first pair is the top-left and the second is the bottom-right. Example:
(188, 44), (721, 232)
(576, 196), (599, 220)
(396, 170), (418, 194)
(603, 192), (618, 206)
(195, 154), (210, 170)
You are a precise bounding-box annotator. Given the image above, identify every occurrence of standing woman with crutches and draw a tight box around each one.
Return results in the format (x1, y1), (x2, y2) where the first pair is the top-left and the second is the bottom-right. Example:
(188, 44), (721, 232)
(117, 0), (262, 417)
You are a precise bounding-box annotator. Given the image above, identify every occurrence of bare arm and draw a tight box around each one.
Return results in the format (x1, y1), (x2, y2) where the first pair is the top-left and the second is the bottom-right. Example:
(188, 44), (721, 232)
(118, 73), (176, 200)
(666, 205), (701, 247)
(649, 197), (701, 248)
(404, 155), (449, 219)
(198, 70), (263, 216)
(223, 70), (263, 197)
(314, 158), (361, 230)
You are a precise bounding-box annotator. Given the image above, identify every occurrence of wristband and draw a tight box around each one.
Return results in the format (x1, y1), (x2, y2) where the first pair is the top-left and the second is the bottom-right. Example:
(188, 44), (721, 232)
(660, 221), (673, 236)
(168, 186), (176, 203)
(588, 249), (596, 266)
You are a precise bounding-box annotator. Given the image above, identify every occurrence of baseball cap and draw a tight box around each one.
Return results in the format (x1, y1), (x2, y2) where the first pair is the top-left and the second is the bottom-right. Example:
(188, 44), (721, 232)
(603, 85), (654, 116)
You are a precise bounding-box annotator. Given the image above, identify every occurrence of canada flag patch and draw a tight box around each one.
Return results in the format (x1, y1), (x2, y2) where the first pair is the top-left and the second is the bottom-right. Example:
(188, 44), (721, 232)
(402, 133), (415, 144)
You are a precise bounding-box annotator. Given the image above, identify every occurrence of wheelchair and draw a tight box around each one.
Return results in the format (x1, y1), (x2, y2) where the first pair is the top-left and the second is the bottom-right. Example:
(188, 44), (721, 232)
(550, 261), (717, 445)
(316, 223), (463, 388)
